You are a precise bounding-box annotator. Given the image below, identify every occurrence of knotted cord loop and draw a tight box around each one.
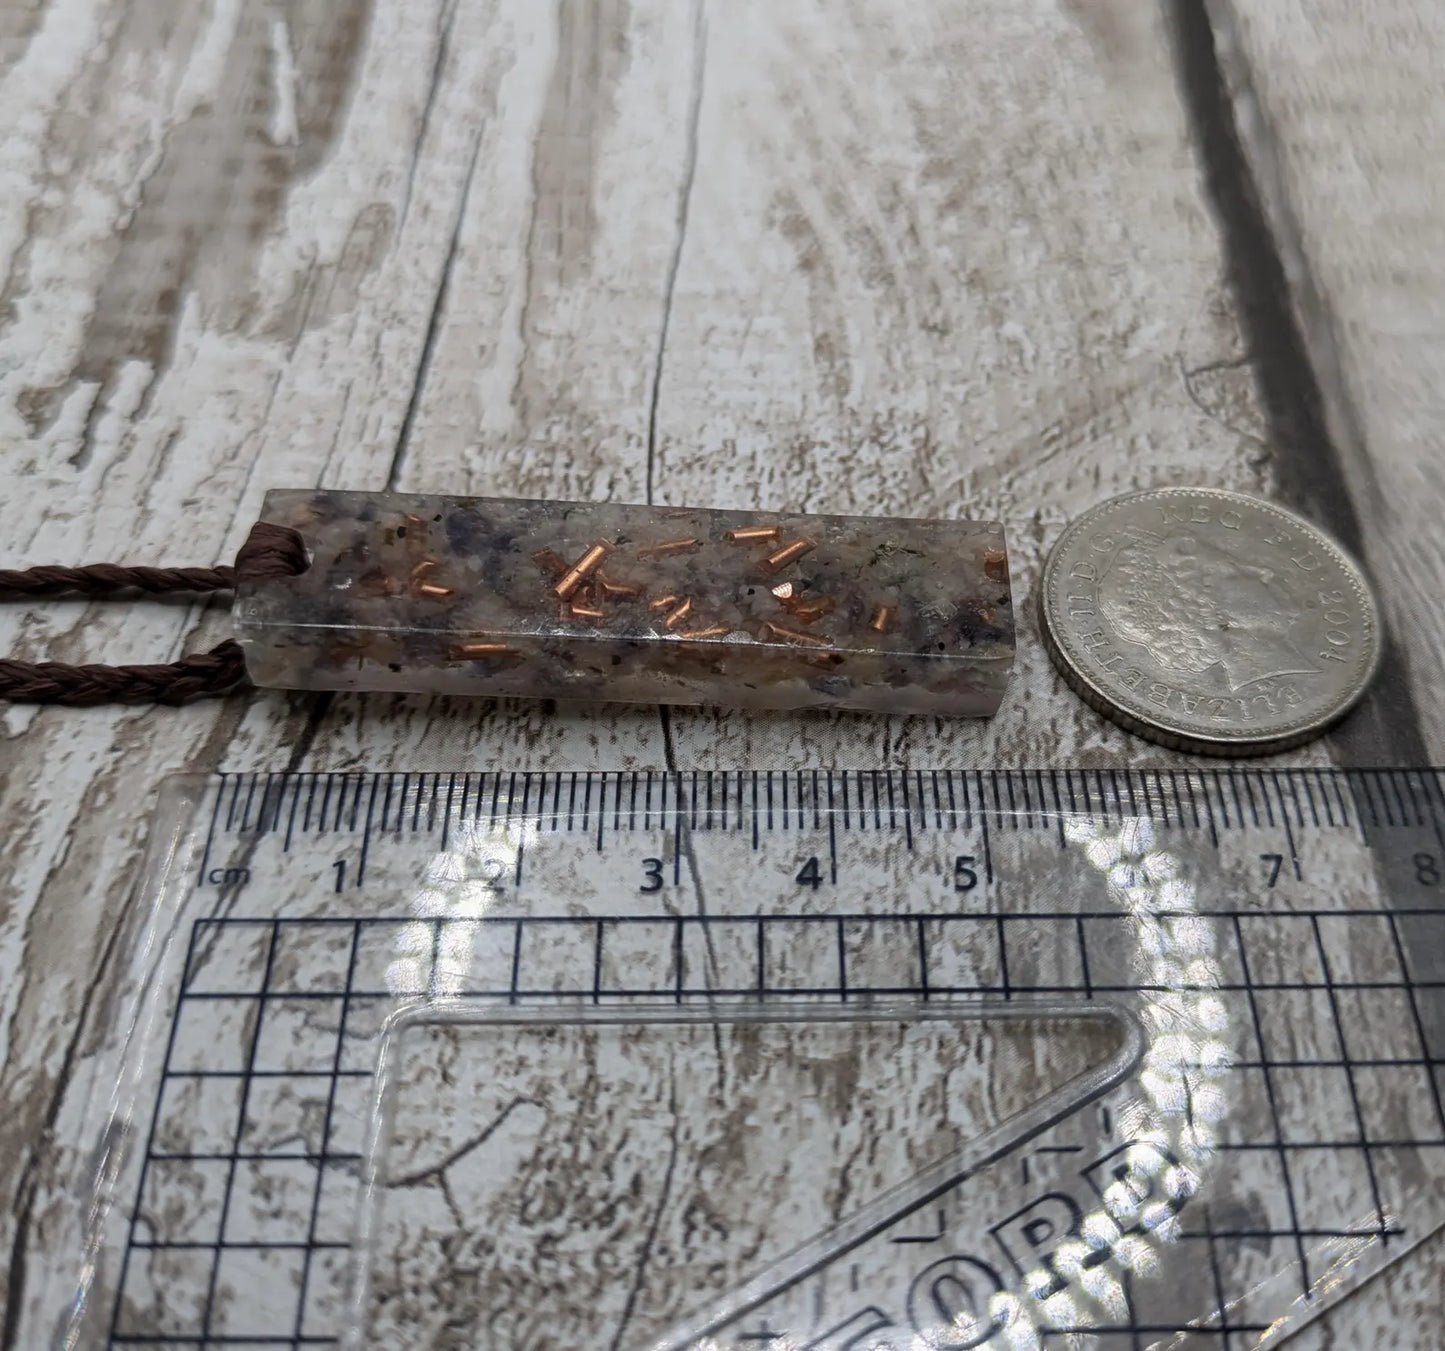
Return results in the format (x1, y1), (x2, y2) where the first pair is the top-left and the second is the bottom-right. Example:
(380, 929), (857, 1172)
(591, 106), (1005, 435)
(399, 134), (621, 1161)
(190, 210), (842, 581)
(0, 520), (308, 705)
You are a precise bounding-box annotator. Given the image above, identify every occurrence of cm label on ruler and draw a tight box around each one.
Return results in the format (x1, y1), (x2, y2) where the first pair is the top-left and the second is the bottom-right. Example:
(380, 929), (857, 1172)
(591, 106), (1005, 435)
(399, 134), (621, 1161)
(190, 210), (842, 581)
(202, 769), (1003, 896)
(199, 768), (1445, 905)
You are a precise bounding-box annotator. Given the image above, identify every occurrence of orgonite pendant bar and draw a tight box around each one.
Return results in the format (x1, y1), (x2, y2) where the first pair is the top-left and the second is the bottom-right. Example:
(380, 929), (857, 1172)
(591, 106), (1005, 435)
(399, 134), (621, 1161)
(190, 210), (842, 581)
(235, 491), (1014, 716)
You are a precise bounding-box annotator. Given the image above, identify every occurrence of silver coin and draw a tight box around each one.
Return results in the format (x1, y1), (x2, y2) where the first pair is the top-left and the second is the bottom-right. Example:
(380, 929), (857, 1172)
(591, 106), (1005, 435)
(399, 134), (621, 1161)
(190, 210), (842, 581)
(1039, 488), (1382, 755)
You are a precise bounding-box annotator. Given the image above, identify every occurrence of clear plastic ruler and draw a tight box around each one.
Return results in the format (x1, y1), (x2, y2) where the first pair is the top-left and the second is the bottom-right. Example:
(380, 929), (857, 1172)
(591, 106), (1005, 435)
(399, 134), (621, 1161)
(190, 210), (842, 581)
(42, 768), (1445, 1351)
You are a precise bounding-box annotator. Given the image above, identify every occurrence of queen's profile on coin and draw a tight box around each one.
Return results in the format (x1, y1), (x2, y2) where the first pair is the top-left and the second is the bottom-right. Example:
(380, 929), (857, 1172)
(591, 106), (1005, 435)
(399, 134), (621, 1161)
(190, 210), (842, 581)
(1097, 525), (1320, 692)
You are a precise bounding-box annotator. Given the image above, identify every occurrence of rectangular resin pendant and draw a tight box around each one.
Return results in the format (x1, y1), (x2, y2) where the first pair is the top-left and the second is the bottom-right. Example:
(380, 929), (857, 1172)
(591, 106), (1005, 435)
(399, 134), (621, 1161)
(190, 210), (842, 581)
(234, 490), (1014, 716)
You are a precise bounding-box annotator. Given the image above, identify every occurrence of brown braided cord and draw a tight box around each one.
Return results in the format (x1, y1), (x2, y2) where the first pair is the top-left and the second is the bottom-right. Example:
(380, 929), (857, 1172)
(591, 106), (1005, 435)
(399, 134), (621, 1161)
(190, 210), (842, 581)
(0, 560), (237, 597)
(0, 520), (308, 705)
(0, 641), (251, 706)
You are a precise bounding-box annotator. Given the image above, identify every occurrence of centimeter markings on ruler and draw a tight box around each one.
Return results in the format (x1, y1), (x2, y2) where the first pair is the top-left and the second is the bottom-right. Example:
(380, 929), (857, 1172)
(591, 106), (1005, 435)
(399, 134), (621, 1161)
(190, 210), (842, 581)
(128, 769), (1445, 1351)
(195, 767), (1445, 890)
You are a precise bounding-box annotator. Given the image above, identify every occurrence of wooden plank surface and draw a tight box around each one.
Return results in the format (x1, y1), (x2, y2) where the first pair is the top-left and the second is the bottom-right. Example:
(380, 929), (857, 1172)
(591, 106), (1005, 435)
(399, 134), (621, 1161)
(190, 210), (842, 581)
(1202, 5), (1445, 1341)
(1202, 0), (1445, 766)
(0, 0), (1438, 1345)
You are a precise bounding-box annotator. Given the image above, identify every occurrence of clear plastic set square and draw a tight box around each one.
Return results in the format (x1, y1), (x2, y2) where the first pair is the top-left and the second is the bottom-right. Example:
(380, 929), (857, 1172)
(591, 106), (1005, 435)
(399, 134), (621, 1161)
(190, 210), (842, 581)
(43, 769), (1445, 1350)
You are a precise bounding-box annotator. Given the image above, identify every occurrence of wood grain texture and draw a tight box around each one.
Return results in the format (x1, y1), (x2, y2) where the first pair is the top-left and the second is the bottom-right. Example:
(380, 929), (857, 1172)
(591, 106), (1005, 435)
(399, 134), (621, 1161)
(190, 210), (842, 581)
(0, 0), (1435, 1345)
(365, 1016), (1115, 1349)
(1206, 0), (1445, 765)
(1199, 5), (1445, 1337)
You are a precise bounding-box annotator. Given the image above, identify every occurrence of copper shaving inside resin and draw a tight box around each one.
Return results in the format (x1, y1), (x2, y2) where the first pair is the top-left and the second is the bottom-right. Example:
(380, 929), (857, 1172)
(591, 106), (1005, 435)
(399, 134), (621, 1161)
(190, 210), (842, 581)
(984, 548), (1008, 582)
(868, 603), (896, 633)
(678, 624), (729, 640)
(451, 641), (520, 660)
(664, 598), (695, 629)
(554, 542), (612, 599)
(530, 548), (569, 578)
(355, 567), (401, 598)
(789, 598), (835, 624)
(638, 537), (700, 558)
(762, 538), (816, 572)
(762, 621), (829, 646)
(959, 598), (997, 627)
(649, 594), (680, 611)
(416, 582), (453, 599)
(726, 525), (783, 543)
(770, 581), (834, 623)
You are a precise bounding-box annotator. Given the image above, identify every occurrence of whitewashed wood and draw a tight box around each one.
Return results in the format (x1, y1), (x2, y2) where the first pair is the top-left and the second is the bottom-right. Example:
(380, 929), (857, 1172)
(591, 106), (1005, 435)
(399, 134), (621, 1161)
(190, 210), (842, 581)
(0, 0), (1427, 1346)
(1210, 0), (1445, 760)
(1204, 4), (1445, 1339)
